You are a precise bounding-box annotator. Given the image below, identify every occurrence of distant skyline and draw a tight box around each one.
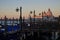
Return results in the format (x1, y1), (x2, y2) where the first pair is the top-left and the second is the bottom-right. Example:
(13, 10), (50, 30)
(0, 0), (60, 19)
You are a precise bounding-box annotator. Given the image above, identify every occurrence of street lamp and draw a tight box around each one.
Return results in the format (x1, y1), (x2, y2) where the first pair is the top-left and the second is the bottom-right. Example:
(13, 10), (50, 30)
(16, 6), (22, 31)
(29, 11), (32, 29)
(33, 10), (36, 27)
(30, 11), (32, 22)
(30, 10), (36, 30)
(34, 10), (35, 24)
(30, 10), (36, 24)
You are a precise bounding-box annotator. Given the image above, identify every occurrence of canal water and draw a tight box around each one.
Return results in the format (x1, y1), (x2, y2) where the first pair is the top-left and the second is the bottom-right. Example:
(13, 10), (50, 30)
(0, 21), (60, 40)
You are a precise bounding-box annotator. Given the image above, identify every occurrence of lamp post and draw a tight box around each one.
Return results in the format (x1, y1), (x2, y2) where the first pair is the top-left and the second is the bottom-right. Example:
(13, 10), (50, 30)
(34, 10), (35, 24)
(30, 11), (32, 27)
(33, 10), (36, 29)
(30, 10), (36, 27)
(16, 6), (22, 31)
(16, 7), (23, 40)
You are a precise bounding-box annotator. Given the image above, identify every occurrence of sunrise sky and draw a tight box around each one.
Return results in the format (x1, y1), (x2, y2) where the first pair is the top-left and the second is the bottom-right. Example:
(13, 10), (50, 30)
(0, 0), (60, 19)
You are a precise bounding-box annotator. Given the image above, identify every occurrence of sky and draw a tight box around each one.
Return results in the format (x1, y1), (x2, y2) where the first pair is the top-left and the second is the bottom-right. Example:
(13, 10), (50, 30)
(0, 0), (60, 19)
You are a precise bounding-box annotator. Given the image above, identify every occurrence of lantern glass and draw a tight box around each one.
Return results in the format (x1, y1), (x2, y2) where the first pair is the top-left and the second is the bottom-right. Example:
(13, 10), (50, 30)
(16, 7), (19, 12)
(30, 11), (32, 14)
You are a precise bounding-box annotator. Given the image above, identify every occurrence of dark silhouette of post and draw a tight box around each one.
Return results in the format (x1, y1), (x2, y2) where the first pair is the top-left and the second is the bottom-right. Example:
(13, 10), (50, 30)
(34, 10), (35, 27)
(42, 12), (43, 22)
(1, 17), (2, 25)
(39, 13), (41, 22)
(12, 17), (14, 24)
(23, 16), (25, 23)
(20, 7), (22, 31)
(16, 6), (22, 31)
(16, 7), (22, 40)
(9, 18), (11, 24)
(4, 16), (7, 34)
(12, 17), (14, 31)
(0, 17), (2, 30)
(29, 14), (31, 30)
(30, 11), (32, 28)
(30, 10), (35, 29)
(58, 15), (60, 24)
(22, 16), (25, 29)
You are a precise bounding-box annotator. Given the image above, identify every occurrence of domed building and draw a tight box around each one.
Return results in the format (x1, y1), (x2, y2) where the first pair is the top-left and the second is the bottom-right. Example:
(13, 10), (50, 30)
(42, 8), (56, 21)
(46, 8), (53, 17)
(27, 8), (57, 22)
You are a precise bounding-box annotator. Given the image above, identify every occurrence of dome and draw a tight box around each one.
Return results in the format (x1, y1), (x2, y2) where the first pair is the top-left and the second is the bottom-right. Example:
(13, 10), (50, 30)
(46, 8), (53, 17)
